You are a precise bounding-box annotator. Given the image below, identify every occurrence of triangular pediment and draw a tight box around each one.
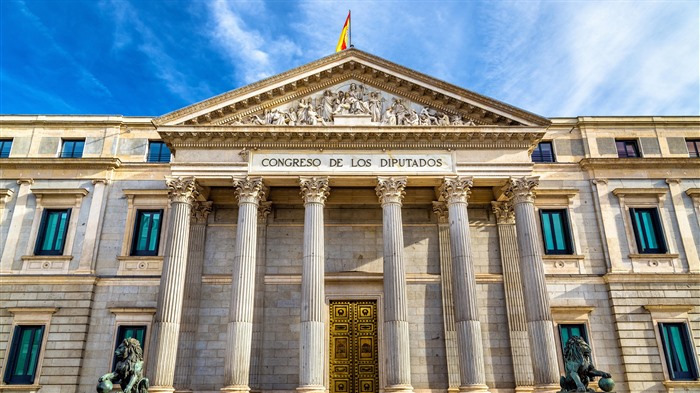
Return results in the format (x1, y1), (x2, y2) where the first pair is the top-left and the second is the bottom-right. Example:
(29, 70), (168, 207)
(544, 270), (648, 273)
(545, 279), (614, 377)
(154, 49), (550, 127)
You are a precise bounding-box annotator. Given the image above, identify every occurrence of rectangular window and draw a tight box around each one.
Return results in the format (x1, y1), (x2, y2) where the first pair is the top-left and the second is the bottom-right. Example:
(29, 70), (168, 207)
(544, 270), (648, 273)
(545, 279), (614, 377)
(3, 325), (45, 384)
(131, 210), (163, 256)
(60, 139), (85, 158)
(112, 325), (147, 371)
(630, 207), (667, 254)
(532, 141), (555, 163)
(0, 139), (12, 158)
(35, 209), (71, 255)
(558, 323), (589, 352)
(616, 139), (640, 158)
(687, 139), (700, 158)
(659, 322), (699, 380)
(539, 209), (573, 254)
(147, 141), (171, 163)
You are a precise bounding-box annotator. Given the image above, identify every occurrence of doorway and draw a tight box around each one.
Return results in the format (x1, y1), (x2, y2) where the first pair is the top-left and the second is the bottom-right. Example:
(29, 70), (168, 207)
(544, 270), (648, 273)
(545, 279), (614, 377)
(329, 300), (379, 393)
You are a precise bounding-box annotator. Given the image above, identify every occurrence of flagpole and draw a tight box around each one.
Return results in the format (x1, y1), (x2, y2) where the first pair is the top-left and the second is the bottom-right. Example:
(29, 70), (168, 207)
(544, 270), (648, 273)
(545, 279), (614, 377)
(349, 10), (352, 48)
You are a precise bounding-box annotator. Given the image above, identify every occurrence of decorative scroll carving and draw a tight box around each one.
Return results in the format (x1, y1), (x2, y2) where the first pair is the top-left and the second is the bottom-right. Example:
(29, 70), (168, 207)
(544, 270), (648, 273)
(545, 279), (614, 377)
(233, 177), (267, 205)
(502, 176), (539, 205)
(299, 177), (330, 205)
(432, 201), (449, 223)
(258, 201), (272, 223)
(491, 201), (515, 225)
(438, 176), (473, 205)
(228, 82), (477, 127)
(191, 201), (213, 224)
(375, 177), (407, 206)
(165, 176), (200, 204)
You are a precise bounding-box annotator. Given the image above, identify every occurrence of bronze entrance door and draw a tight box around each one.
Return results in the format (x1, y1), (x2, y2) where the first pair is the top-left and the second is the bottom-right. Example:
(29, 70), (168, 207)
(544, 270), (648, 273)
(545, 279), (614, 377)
(329, 300), (378, 393)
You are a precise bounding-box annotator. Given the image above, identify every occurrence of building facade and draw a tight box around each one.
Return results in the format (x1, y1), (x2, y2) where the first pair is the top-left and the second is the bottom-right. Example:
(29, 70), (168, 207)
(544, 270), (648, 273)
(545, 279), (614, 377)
(1, 49), (699, 393)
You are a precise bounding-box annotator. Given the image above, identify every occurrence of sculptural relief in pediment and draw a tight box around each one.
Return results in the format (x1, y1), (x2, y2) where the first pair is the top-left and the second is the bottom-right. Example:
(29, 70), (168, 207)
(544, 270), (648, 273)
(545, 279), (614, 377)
(225, 80), (476, 127)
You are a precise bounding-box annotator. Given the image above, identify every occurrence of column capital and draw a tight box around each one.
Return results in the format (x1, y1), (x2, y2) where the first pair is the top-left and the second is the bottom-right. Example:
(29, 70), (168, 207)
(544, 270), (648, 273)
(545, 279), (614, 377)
(233, 177), (267, 205)
(299, 177), (330, 205)
(17, 178), (34, 186)
(439, 176), (473, 205)
(503, 176), (539, 205)
(191, 201), (213, 224)
(258, 201), (272, 223)
(376, 177), (407, 206)
(491, 201), (515, 225)
(432, 201), (449, 223)
(166, 176), (201, 204)
(91, 178), (110, 185)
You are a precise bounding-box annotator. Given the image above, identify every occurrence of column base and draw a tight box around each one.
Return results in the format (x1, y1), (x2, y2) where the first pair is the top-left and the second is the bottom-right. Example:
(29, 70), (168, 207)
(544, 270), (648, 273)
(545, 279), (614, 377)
(532, 384), (560, 393)
(149, 387), (176, 393)
(514, 386), (534, 393)
(296, 385), (326, 393)
(458, 384), (490, 393)
(173, 390), (193, 393)
(220, 385), (251, 393)
(384, 384), (414, 393)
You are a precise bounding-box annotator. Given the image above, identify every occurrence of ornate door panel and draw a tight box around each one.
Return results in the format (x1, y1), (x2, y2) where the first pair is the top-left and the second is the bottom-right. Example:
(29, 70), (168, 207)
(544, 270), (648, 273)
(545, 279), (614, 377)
(329, 300), (378, 393)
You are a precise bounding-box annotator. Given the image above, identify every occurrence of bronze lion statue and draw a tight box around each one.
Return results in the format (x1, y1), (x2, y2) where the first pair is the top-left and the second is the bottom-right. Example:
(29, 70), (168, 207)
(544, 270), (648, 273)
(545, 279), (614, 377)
(98, 338), (149, 393)
(559, 336), (611, 392)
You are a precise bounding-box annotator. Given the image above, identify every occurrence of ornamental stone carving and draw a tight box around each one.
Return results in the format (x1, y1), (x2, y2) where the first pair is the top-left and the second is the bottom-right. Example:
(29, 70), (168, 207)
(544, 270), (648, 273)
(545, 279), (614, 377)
(233, 177), (267, 205)
(376, 177), (407, 206)
(432, 201), (449, 223)
(165, 177), (201, 204)
(438, 177), (473, 205)
(503, 176), (539, 205)
(299, 177), (330, 205)
(491, 201), (515, 225)
(191, 201), (213, 224)
(258, 201), (272, 223)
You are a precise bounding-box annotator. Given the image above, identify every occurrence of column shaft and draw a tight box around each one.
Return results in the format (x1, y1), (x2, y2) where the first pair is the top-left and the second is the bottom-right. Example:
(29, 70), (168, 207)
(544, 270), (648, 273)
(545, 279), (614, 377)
(504, 177), (559, 392)
(440, 177), (489, 393)
(149, 177), (200, 393)
(175, 202), (212, 392)
(376, 177), (413, 393)
(492, 202), (534, 391)
(298, 177), (329, 393)
(223, 178), (266, 393)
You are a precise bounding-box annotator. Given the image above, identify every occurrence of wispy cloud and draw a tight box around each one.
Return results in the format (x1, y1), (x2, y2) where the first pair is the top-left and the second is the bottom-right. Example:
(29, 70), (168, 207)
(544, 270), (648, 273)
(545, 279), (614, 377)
(1, 71), (78, 114)
(14, 0), (112, 99)
(206, 0), (302, 84)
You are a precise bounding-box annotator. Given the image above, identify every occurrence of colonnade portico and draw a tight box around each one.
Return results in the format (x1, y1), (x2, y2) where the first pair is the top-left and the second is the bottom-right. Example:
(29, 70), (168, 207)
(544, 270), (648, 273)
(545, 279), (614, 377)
(149, 174), (560, 393)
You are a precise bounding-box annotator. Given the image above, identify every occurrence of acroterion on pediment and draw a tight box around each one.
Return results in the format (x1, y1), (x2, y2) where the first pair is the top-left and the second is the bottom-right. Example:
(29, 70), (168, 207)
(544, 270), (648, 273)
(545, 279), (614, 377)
(154, 49), (550, 128)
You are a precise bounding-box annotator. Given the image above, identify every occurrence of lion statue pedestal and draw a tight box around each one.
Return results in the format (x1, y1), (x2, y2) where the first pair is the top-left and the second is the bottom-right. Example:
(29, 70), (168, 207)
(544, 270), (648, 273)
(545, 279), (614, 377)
(97, 337), (149, 393)
(558, 336), (614, 393)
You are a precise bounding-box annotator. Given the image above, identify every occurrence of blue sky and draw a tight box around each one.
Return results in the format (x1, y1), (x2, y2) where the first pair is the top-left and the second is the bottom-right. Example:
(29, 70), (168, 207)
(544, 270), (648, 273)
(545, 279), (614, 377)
(1, 0), (698, 118)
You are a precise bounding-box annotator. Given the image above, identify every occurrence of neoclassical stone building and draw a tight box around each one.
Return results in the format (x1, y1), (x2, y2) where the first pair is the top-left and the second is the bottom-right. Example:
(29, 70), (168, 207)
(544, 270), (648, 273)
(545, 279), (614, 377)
(1, 49), (699, 393)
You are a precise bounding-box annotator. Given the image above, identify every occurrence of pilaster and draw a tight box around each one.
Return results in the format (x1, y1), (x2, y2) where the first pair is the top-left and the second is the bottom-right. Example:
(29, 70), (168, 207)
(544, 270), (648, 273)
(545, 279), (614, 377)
(503, 177), (559, 393)
(376, 177), (413, 393)
(298, 177), (330, 393)
(438, 177), (489, 393)
(492, 201), (534, 392)
(1, 179), (33, 273)
(77, 179), (110, 274)
(222, 177), (267, 393)
(666, 179), (700, 273)
(149, 176), (201, 393)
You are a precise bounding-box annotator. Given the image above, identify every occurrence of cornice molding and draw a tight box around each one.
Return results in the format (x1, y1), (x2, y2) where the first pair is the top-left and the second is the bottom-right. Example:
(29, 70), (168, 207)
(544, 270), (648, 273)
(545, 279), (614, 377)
(153, 49), (550, 127)
(0, 158), (122, 170)
(157, 126), (545, 151)
(580, 157), (700, 170)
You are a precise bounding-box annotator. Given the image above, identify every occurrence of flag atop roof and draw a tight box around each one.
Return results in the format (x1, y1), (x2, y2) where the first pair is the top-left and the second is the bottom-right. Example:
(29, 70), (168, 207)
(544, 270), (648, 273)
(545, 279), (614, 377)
(335, 11), (350, 52)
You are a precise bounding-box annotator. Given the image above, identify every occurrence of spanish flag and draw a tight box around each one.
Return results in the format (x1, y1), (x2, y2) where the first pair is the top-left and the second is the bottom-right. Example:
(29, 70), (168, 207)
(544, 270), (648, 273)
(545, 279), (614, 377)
(335, 11), (350, 52)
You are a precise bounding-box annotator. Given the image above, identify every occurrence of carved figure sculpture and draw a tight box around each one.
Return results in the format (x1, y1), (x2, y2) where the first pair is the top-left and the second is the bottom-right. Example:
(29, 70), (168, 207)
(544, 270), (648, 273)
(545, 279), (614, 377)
(98, 338), (149, 393)
(559, 336), (611, 392)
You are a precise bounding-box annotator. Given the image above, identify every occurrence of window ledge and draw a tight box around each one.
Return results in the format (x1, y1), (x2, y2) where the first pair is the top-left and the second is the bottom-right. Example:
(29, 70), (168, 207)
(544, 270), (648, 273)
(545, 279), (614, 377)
(543, 254), (585, 260)
(663, 380), (700, 393)
(0, 384), (42, 393)
(117, 256), (163, 276)
(629, 254), (681, 274)
(20, 255), (72, 274)
(629, 253), (679, 259)
(543, 255), (585, 274)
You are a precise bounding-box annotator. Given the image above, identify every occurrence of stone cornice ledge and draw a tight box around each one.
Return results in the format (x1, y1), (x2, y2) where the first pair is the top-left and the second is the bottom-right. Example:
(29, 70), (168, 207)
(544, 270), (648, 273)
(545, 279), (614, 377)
(157, 126), (545, 150)
(643, 304), (694, 313)
(663, 381), (700, 392)
(604, 272), (698, 283)
(0, 158), (122, 170)
(580, 157), (700, 170)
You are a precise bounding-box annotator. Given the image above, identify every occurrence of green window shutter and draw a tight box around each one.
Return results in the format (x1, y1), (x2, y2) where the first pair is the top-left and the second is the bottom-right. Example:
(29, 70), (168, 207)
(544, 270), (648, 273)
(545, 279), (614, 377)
(539, 209), (573, 255)
(659, 323), (699, 380)
(630, 208), (667, 254)
(35, 209), (71, 255)
(3, 325), (45, 384)
(131, 210), (163, 256)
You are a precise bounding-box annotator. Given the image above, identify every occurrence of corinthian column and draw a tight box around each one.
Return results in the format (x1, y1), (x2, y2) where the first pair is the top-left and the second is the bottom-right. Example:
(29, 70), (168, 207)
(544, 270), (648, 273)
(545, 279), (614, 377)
(175, 201), (212, 393)
(503, 177), (559, 392)
(149, 177), (201, 393)
(439, 177), (489, 393)
(222, 177), (266, 393)
(298, 177), (330, 393)
(376, 177), (413, 393)
(492, 202), (534, 392)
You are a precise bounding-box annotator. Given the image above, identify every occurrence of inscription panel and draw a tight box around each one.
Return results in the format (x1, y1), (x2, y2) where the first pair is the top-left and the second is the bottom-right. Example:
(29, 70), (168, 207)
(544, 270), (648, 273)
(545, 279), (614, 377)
(250, 152), (453, 174)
